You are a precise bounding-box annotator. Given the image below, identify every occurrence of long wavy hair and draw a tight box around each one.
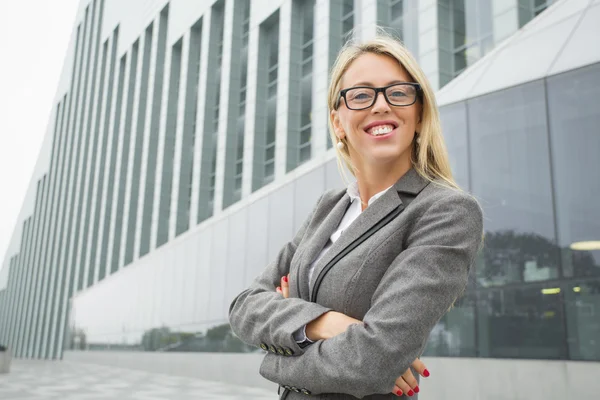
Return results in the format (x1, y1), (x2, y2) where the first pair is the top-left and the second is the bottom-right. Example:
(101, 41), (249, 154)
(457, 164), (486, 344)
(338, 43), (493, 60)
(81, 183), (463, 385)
(328, 31), (460, 190)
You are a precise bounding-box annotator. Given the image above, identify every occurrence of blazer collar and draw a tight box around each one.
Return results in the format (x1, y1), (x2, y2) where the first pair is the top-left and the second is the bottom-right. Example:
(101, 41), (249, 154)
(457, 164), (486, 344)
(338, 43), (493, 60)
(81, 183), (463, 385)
(393, 167), (430, 196)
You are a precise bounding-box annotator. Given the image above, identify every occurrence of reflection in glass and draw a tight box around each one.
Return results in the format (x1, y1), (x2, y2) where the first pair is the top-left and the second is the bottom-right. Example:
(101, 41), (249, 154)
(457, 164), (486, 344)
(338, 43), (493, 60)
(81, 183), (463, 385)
(547, 63), (600, 279)
(439, 101), (469, 190)
(477, 285), (567, 359)
(423, 292), (476, 357)
(564, 280), (600, 360)
(468, 80), (558, 287)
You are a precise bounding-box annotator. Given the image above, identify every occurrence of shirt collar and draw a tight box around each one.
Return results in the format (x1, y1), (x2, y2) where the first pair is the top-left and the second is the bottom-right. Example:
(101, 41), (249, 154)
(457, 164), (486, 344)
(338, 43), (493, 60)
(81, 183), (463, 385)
(347, 181), (393, 207)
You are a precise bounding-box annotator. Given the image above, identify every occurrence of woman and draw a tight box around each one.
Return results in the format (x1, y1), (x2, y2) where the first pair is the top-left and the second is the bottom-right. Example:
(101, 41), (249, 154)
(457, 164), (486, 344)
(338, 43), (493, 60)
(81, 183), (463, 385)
(228, 33), (483, 399)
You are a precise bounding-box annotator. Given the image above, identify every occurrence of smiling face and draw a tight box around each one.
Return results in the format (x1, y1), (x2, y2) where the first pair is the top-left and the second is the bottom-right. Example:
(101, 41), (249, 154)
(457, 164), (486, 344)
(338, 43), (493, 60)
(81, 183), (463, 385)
(331, 52), (422, 174)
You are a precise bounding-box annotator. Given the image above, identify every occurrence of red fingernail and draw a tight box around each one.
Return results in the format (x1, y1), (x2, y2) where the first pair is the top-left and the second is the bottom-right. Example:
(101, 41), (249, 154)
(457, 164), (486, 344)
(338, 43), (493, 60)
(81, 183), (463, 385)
(407, 390), (414, 396)
(283, 276), (288, 283)
(396, 390), (403, 396)
(414, 386), (419, 393)
(423, 369), (430, 377)
(277, 286), (281, 291)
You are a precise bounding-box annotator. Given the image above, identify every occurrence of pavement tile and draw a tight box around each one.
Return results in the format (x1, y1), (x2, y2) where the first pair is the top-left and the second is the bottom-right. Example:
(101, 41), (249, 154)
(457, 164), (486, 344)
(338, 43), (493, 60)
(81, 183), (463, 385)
(0, 359), (275, 400)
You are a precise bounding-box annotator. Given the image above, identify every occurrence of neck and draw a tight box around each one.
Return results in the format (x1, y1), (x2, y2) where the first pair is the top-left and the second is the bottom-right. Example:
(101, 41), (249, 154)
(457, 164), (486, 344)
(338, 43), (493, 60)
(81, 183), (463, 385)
(354, 157), (412, 209)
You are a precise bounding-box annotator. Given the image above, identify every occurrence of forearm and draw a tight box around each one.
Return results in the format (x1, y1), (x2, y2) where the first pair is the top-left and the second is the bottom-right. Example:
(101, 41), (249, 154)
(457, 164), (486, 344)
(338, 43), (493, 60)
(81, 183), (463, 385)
(260, 322), (421, 398)
(230, 289), (331, 351)
(305, 311), (363, 341)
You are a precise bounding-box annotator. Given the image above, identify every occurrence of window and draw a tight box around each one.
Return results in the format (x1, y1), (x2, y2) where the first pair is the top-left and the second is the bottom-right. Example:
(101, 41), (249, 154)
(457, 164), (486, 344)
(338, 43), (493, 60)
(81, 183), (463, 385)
(176, 17), (202, 236)
(264, 19), (279, 183)
(341, 0), (354, 43)
(232, 0), (250, 203)
(439, 0), (493, 78)
(546, 63), (600, 279)
(299, 0), (315, 164)
(468, 80), (558, 287)
(198, 2), (225, 223)
(209, 3), (225, 210)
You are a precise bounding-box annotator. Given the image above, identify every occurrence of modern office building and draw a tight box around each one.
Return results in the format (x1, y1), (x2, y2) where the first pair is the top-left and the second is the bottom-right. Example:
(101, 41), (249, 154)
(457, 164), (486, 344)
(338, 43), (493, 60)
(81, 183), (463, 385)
(1, 0), (599, 398)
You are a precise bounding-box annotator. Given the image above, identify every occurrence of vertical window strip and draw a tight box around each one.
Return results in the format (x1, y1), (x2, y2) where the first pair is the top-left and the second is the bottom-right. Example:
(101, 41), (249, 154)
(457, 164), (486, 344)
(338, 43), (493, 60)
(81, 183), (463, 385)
(124, 23), (154, 266)
(176, 17), (202, 236)
(25, 173), (49, 357)
(264, 19), (279, 184)
(157, 38), (183, 247)
(299, 0), (315, 164)
(2, 256), (18, 345)
(99, 51), (126, 279)
(341, 0), (354, 43)
(198, 3), (225, 223)
(388, 0), (404, 41)
(82, 39), (109, 290)
(448, 0), (493, 78)
(233, 0), (250, 201)
(92, 27), (119, 283)
(111, 40), (139, 274)
(209, 3), (226, 213)
(140, 6), (169, 256)
(6, 221), (29, 350)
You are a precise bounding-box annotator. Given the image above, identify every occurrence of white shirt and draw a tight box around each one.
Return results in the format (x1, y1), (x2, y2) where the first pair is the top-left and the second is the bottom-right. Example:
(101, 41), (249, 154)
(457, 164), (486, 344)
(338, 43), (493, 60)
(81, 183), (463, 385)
(293, 182), (393, 344)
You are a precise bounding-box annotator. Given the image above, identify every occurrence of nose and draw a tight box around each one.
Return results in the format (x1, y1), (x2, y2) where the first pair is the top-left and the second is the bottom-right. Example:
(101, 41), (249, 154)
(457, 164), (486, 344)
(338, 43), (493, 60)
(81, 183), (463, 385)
(371, 91), (390, 113)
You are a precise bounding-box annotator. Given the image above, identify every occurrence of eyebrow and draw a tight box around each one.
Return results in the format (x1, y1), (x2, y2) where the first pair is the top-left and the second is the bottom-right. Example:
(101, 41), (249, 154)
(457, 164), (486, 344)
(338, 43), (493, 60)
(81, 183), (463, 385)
(349, 80), (408, 87)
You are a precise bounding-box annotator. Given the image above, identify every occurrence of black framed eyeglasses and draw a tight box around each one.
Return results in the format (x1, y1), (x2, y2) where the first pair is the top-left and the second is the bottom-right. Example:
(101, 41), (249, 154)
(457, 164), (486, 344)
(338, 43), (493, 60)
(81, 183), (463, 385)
(336, 82), (422, 110)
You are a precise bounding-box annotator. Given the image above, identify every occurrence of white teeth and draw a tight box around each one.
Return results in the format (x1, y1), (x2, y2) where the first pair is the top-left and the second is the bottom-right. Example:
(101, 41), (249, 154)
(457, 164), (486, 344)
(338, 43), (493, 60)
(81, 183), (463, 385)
(367, 124), (394, 136)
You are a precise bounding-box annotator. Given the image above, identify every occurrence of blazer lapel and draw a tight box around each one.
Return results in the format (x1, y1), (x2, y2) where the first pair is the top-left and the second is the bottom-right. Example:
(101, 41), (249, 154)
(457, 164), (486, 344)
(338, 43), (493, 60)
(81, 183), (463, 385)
(307, 168), (431, 301)
(307, 188), (402, 297)
(297, 194), (351, 300)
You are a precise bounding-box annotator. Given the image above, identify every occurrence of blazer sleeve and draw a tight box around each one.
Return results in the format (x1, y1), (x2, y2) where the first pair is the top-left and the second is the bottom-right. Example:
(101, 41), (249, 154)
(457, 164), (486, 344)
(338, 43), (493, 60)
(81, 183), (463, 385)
(228, 194), (334, 357)
(258, 192), (483, 398)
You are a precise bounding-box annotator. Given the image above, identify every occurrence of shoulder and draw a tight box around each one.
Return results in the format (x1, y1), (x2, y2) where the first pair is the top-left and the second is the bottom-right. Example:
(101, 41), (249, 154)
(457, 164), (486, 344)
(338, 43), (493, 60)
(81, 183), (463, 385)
(412, 180), (483, 222)
(317, 188), (347, 207)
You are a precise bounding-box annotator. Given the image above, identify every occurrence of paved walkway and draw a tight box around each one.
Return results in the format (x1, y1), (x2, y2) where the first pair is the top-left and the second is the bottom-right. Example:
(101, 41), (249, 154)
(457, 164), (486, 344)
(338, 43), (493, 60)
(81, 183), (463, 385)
(0, 359), (275, 399)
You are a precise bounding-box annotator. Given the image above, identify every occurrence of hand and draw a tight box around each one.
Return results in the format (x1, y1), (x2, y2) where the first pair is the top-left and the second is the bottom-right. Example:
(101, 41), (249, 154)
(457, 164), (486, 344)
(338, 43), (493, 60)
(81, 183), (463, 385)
(277, 275), (431, 397)
(275, 274), (290, 298)
(391, 358), (430, 397)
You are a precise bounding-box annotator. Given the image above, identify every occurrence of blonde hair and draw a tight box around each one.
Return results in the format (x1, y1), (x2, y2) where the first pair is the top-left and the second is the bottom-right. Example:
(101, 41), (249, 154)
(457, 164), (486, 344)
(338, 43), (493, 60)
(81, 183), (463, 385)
(328, 31), (460, 190)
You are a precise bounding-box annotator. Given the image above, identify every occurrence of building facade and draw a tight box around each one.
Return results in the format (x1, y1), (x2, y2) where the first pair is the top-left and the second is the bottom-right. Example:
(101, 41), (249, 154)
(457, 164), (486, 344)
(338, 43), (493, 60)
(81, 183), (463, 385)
(1, 0), (599, 397)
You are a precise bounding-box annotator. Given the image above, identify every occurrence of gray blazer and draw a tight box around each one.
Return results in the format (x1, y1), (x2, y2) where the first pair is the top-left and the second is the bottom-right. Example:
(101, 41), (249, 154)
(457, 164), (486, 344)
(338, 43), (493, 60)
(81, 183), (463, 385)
(228, 168), (483, 399)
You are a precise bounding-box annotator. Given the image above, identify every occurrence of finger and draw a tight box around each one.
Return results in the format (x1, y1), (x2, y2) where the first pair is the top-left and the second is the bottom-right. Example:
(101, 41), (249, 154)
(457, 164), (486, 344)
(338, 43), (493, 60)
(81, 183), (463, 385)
(281, 275), (289, 298)
(276, 286), (282, 294)
(401, 368), (419, 394)
(394, 376), (414, 397)
(392, 385), (404, 397)
(410, 358), (430, 378)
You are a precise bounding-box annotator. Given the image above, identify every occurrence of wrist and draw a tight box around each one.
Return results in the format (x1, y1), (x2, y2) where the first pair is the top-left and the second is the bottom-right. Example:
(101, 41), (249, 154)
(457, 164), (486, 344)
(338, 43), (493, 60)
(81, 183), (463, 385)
(306, 311), (331, 341)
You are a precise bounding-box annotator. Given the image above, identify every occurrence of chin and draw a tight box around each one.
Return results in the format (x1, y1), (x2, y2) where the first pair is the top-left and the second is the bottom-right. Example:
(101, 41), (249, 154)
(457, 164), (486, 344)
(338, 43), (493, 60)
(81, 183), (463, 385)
(365, 146), (412, 166)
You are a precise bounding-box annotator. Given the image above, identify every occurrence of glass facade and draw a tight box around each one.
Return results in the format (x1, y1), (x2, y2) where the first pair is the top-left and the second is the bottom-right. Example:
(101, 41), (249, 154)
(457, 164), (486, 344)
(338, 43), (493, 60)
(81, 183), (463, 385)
(422, 63), (600, 361)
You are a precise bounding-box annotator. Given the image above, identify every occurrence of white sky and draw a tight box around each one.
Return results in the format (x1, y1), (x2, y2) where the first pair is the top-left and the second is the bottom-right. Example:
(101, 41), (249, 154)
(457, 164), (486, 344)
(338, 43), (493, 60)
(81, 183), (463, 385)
(0, 1), (80, 270)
